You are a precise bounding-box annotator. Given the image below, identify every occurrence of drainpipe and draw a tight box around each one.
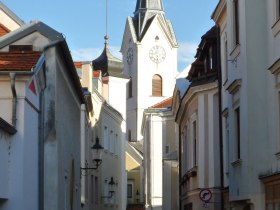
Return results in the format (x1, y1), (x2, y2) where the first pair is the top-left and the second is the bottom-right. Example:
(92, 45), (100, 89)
(9, 73), (17, 127)
(216, 25), (224, 210)
(38, 90), (44, 210)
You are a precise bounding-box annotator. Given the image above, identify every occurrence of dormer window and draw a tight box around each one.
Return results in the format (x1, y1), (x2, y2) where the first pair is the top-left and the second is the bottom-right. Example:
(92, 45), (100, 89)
(209, 47), (213, 70)
(9, 45), (33, 52)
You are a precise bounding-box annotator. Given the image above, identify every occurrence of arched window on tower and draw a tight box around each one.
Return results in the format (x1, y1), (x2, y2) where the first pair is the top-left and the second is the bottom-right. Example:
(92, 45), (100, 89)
(152, 74), (162, 96)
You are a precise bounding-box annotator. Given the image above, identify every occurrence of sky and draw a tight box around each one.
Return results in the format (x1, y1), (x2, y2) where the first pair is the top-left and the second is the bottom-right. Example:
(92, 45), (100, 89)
(2, 0), (218, 71)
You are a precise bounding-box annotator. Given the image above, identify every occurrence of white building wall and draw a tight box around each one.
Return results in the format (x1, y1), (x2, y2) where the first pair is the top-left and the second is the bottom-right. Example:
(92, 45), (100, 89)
(0, 75), (39, 210)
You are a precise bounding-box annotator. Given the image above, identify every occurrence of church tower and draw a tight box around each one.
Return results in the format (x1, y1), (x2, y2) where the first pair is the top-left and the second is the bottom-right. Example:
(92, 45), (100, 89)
(121, 0), (178, 142)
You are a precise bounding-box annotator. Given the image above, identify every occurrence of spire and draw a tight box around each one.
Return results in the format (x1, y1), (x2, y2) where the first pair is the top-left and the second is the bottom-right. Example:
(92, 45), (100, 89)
(134, 0), (164, 13)
(92, 0), (123, 76)
(133, 0), (166, 40)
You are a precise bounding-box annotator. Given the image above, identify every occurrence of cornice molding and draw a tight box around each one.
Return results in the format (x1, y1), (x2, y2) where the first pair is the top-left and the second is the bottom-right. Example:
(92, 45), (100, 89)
(226, 79), (242, 94)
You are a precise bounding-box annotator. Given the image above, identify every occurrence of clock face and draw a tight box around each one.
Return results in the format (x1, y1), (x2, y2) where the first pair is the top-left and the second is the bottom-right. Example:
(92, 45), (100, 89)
(126, 48), (133, 65)
(149, 45), (166, 63)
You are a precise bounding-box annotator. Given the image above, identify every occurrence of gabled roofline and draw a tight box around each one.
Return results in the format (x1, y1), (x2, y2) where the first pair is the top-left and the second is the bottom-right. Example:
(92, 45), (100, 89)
(0, 20), (63, 49)
(44, 38), (85, 104)
(211, 0), (226, 23)
(140, 14), (178, 48)
(0, 2), (25, 26)
(120, 17), (138, 52)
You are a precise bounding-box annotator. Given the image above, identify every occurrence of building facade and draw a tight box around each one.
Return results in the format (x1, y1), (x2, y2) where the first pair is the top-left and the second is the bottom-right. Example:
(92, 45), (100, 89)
(176, 26), (222, 210)
(0, 14), (85, 210)
(212, 0), (280, 209)
(142, 97), (179, 210)
(121, 1), (178, 209)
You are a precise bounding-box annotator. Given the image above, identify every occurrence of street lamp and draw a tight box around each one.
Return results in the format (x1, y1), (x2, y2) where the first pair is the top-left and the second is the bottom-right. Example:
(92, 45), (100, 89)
(102, 176), (116, 198)
(80, 137), (104, 175)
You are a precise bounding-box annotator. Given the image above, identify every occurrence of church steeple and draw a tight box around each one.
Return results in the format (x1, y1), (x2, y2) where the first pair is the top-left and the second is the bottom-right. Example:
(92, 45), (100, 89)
(133, 0), (166, 40)
(134, 0), (164, 12)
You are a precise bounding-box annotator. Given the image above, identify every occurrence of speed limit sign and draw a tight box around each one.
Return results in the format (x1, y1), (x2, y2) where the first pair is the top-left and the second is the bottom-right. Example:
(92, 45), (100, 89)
(199, 189), (212, 202)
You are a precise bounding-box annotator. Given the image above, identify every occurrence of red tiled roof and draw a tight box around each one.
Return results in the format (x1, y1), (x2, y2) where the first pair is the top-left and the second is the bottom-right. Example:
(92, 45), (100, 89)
(74, 61), (82, 69)
(150, 97), (173, 108)
(0, 24), (10, 37)
(0, 51), (41, 71)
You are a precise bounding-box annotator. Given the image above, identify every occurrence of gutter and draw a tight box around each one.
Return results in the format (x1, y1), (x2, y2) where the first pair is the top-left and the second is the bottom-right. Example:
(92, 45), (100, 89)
(10, 73), (17, 127)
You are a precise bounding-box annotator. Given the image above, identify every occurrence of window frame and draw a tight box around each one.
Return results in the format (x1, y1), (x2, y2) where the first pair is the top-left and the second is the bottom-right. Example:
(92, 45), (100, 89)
(103, 126), (109, 151)
(192, 120), (198, 167)
(234, 107), (241, 160)
(233, 0), (240, 46)
(152, 74), (163, 96)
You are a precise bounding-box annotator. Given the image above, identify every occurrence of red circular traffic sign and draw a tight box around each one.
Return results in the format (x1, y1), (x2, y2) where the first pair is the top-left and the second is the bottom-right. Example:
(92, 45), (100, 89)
(199, 189), (212, 202)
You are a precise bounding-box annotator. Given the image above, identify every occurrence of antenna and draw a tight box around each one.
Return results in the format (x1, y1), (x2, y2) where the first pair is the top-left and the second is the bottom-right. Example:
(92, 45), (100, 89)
(105, 0), (109, 45)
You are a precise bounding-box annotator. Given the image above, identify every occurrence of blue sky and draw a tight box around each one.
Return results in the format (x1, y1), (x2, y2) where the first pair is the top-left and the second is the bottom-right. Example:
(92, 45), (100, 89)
(2, 0), (218, 71)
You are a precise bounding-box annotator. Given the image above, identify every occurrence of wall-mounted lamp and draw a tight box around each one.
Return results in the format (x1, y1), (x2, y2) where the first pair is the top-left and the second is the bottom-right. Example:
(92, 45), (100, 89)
(80, 137), (104, 175)
(102, 177), (116, 198)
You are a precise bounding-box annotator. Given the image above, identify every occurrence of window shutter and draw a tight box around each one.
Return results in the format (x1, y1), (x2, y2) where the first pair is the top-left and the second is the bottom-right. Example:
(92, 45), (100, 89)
(152, 75), (162, 96)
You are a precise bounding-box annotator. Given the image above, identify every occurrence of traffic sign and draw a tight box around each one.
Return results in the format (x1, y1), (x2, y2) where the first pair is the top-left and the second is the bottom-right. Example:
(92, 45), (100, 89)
(199, 189), (212, 202)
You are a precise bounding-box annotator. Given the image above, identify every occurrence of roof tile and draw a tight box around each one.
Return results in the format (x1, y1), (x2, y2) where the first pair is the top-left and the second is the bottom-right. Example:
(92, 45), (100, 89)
(150, 97), (173, 108)
(0, 51), (41, 71)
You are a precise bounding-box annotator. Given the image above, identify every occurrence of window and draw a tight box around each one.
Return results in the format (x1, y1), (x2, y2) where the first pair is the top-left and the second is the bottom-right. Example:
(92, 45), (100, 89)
(165, 145), (169, 154)
(115, 134), (118, 156)
(209, 47), (213, 70)
(91, 175), (94, 204)
(127, 78), (132, 98)
(234, 107), (241, 159)
(223, 38), (228, 84)
(127, 184), (133, 198)
(183, 128), (188, 174)
(95, 177), (98, 204)
(128, 129), (132, 141)
(277, 0), (280, 20)
(9, 45), (33, 52)
(222, 109), (229, 174)
(109, 130), (114, 153)
(264, 178), (280, 210)
(184, 203), (193, 210)
(152, 74), (162, 96)
(204, 58), (208, 73)
(192, 121), (197, 166)
(272, 0), (280, 36)
(233, 0), (239, 45)
(104, 126), (109, 150)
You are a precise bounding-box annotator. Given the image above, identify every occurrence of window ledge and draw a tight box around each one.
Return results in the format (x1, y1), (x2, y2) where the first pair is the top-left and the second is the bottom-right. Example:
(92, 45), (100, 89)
(230, 44), (240, 61)
(275, 152), (280, 160)
(223, 78), (228, 87)
(231, 159), (242, 168)
(272, 18), (280, 37)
